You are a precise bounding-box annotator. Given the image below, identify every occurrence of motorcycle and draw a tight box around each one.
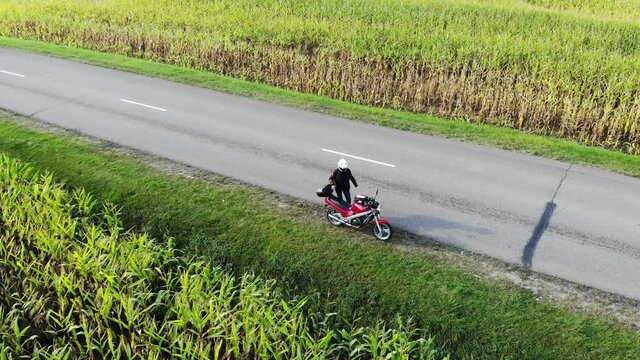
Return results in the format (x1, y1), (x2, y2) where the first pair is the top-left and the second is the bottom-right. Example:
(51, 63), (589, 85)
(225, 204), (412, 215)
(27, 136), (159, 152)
(316, 184), (393, 241)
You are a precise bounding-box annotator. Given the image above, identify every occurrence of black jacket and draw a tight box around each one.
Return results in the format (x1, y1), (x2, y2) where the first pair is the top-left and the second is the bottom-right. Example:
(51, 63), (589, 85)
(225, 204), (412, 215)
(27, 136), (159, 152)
(329, 168), (358, 190)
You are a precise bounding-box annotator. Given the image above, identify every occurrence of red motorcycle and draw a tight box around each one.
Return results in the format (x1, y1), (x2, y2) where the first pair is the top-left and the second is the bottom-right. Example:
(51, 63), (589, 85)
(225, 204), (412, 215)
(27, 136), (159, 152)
(316, 185), (393, 241)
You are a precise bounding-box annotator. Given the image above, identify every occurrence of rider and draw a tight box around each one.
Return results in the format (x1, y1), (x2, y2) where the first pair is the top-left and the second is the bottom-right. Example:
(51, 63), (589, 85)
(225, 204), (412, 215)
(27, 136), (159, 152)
(329, 159), (358, 204)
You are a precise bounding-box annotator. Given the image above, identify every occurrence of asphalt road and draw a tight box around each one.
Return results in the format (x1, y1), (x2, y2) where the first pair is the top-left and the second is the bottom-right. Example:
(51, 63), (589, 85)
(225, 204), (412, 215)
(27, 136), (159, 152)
(1, 48), (640, 299)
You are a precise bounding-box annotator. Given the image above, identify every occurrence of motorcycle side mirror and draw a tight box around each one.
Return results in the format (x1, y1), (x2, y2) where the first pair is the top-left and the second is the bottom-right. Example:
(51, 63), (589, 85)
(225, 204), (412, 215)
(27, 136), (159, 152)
(374, 189), (379, 199)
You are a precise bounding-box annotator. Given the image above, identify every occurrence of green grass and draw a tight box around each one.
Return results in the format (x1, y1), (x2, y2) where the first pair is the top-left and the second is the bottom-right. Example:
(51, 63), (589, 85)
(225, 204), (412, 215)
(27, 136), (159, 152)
(1, 115), (639, 359)
(2, 36), (640, 179)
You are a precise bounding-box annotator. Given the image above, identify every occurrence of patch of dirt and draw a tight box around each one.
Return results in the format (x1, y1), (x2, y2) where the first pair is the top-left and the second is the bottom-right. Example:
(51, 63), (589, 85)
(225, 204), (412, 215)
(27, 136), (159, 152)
(3, 110), (640, 328)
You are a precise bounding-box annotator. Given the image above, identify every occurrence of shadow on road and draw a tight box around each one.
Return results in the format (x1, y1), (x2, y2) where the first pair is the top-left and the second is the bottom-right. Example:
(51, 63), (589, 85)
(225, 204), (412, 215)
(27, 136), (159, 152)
(521, 201), (557, 268)
(520, 165), (571, 268)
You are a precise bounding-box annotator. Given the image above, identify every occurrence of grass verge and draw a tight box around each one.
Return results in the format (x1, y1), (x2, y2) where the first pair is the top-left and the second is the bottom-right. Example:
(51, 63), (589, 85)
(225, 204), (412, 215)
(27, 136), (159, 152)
(1, 36), (640, 178)
(0, 114), (639, 359)
(0, 153), (438, 358)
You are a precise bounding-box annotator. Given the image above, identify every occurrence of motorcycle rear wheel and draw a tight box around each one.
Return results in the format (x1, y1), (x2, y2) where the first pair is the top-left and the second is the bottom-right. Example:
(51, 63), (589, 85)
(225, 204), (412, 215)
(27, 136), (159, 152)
(373, 223), (392, 241)
(326, 208), (343, 227)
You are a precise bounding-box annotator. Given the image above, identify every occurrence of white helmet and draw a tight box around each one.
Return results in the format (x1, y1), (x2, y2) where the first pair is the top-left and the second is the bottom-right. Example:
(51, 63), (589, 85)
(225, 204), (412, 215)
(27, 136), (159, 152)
(337, 159), (348, 170)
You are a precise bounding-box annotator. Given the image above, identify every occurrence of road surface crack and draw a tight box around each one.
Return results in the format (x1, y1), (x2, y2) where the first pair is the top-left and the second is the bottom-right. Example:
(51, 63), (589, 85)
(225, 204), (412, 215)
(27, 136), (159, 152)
(552, 164), (573, 202)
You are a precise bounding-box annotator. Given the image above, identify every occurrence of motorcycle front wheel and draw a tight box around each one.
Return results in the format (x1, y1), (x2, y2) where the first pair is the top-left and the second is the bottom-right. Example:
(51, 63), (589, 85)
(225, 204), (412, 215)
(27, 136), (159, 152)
(373, 223), (392, 241)
(326, 208), (343, 227)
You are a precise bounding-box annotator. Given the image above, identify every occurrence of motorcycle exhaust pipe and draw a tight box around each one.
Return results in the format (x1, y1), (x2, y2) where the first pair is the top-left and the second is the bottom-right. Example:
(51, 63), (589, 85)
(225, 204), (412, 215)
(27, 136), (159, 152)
(328, 213), (359, 228)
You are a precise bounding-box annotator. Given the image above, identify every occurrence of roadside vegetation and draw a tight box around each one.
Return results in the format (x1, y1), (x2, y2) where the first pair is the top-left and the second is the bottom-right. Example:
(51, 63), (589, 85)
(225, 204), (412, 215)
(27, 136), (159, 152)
(1, 0), (638, 153)
(524, 0), (640, 20)
(1, 115), (639, 359)
(0, 153), (440, 359)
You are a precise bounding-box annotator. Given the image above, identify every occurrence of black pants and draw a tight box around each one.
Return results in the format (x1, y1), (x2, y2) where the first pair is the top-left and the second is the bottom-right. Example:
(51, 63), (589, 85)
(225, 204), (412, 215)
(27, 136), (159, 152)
(336, 188), (351, 204)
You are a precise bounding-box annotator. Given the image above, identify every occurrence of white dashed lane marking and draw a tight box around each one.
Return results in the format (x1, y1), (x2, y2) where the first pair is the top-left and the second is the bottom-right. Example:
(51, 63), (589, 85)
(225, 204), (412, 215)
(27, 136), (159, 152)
(321, 148), (396, 168)
(120, 98), (167, 112)
(0, 70), (26, 78)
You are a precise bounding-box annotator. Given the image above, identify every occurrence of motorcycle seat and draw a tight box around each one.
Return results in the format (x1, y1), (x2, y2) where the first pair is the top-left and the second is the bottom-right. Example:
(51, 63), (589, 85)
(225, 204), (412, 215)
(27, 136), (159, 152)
(329, 198), (351, 211)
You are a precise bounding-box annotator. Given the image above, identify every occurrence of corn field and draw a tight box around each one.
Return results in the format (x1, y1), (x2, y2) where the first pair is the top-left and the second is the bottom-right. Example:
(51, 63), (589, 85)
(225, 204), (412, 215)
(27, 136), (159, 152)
(522, 0), (640, 21)
(0, 154), (441, 359)
(0, 0), (639, 152)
